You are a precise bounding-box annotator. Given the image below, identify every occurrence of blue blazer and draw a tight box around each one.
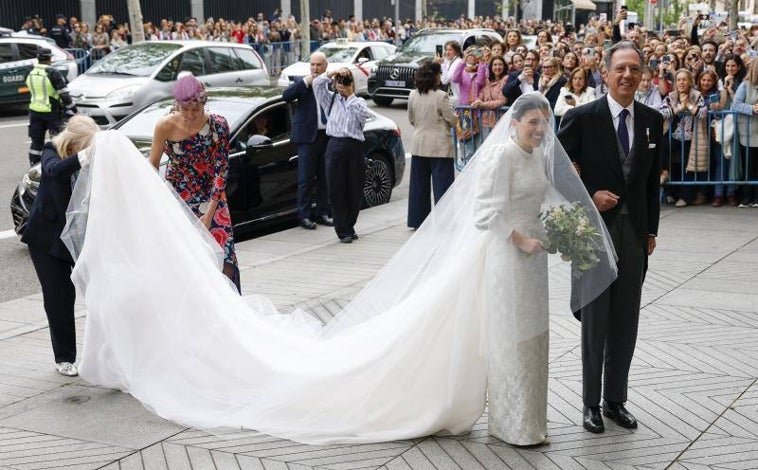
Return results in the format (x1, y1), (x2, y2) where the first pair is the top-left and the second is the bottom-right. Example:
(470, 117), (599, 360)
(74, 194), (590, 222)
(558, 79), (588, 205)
(21, 142), (81, 262)
(282, 76), (320, 144)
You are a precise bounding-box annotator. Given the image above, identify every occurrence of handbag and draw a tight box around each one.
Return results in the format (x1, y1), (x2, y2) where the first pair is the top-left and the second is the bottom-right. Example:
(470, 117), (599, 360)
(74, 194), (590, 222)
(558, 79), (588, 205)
(455, 83), (479, 141)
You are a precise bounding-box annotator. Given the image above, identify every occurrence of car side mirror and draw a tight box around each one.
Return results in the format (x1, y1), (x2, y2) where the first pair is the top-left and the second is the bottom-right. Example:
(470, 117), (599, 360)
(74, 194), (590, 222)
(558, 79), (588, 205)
(357, 57), (369, 64)
(245, 135), (273, 157)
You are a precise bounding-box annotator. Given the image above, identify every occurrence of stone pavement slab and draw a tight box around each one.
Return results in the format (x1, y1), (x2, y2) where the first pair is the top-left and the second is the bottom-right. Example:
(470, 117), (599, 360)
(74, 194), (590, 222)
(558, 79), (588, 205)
(0, 201), (757, 469)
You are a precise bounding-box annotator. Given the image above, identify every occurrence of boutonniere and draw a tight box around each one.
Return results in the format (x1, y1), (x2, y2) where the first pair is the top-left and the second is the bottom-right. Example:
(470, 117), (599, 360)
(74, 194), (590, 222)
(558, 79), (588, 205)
(646, 128), (650, 144)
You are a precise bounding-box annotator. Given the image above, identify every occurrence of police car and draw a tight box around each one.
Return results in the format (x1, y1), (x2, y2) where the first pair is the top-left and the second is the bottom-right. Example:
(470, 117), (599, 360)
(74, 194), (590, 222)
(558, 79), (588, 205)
(0, 31), (78, 105)
(277, 39), (396, 96)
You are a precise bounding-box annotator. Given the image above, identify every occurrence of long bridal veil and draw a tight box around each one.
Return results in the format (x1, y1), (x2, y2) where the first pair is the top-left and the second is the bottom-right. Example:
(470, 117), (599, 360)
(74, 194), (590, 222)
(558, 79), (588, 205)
(61, 92), (616, 444)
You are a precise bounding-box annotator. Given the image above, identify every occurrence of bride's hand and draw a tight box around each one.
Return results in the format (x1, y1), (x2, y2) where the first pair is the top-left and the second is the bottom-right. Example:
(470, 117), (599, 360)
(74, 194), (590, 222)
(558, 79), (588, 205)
(511, 231), (544, 254)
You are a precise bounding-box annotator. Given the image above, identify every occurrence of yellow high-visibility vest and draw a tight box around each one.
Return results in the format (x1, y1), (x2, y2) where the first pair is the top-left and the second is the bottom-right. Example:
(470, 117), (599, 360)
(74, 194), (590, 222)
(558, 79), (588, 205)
(26, 64), (59, 113)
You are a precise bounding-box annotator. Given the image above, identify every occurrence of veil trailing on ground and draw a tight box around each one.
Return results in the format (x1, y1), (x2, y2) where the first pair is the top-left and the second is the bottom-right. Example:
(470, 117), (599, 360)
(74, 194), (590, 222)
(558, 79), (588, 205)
(61, 92), (616, 445)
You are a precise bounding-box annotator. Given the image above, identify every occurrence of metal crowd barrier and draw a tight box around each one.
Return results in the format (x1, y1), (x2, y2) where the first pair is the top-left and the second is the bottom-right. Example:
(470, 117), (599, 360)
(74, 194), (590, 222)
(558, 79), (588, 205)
(450, 106), (758, 190)
(65, 48), (91, 76)
(663, 109), (756, 187)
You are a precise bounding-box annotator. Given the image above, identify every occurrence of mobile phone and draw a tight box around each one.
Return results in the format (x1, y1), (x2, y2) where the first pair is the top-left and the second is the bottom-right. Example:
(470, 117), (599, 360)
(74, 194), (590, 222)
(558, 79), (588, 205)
(435, 44), (443, 57)
(731, 31), (738, 41)
(583, 47), (594, 57)
(662, 56), (671, 64)
(620, 5), (628, 11)
(751, 50), (758, 60)
(708, 94), (720, 104)
(649, 58), (658, 69)
(599, 13), (607, 22)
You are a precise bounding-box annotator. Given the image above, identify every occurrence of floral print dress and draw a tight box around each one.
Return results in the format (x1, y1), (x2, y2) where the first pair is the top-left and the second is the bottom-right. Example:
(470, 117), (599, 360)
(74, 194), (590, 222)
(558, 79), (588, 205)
(164, 114), (237, 267)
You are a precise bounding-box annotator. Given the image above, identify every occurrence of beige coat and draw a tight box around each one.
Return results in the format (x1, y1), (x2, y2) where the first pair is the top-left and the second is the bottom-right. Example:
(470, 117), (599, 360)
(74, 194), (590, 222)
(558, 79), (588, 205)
(408, 89), (458, 158)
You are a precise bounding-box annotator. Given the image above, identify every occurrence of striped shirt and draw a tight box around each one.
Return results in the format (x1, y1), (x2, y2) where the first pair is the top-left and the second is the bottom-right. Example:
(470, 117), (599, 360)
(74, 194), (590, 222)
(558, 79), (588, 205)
(313, 74), (369, 141)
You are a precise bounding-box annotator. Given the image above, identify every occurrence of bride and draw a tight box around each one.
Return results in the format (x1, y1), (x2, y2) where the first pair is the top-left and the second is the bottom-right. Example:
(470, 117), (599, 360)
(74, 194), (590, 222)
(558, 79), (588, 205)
(62, 93), (616, 445)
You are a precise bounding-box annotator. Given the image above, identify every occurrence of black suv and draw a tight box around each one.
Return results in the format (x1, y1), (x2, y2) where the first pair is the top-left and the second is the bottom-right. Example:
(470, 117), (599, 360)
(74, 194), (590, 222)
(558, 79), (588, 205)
(367, 28), (503, 106)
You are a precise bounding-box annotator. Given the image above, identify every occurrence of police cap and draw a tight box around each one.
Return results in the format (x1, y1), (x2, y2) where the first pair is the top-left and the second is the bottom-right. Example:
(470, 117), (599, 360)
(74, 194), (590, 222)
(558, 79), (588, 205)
(36, 47), (52, 62)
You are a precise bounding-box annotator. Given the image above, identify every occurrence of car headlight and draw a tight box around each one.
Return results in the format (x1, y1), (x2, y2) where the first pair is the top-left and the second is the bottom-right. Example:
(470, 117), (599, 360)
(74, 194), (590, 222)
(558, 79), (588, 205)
(280, 72), (288, 81)
(19, 165), (41, 198)
(370, 64), (378, 77)
(106, 84), (141, 103)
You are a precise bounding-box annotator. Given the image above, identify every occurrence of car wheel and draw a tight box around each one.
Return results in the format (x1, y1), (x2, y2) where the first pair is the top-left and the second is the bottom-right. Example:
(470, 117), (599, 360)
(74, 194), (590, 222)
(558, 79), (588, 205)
(372, 96), (393, 106)
(363, 154), (393, 207)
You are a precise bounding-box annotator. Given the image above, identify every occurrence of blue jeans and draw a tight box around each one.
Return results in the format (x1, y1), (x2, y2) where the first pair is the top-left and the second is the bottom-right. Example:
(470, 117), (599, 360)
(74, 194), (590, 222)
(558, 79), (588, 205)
(711, 142), (735, 197)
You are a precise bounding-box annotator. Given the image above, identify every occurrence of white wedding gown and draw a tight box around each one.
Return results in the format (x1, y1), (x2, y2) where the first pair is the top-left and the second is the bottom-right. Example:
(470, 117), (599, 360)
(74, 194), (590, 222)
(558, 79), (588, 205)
(65, 104), (615, 445)
(474, 139), (550, 445)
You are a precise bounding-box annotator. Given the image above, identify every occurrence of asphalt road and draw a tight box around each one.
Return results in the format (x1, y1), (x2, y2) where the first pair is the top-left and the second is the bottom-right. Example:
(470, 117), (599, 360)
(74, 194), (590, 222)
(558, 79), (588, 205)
(0, 98), (412, 303)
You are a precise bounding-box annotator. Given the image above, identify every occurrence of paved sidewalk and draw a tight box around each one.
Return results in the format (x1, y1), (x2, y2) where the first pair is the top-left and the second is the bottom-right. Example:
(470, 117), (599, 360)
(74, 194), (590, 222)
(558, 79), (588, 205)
(0, 198), (757, 470)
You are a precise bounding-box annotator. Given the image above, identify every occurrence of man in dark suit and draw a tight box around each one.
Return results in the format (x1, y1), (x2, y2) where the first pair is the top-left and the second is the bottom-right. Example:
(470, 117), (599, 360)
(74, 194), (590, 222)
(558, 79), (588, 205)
(558, 41), (661, 434)
(502, 49), (539, 105)
(282, 51), (333, 229)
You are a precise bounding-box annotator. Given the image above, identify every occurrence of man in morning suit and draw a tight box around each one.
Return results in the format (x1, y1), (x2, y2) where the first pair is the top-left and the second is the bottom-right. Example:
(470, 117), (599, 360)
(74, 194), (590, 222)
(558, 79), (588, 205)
(282, 51), (333, 230)
(558, 41), (661, 434)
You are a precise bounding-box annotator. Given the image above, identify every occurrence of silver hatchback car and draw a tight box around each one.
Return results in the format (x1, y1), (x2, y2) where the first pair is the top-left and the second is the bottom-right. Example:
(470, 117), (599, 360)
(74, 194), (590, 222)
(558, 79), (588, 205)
(68, 41), (269, 126)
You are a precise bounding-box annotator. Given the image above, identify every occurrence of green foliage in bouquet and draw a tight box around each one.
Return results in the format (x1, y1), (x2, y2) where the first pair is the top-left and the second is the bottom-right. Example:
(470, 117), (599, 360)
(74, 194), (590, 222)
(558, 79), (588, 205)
(540, 202), (602, 274)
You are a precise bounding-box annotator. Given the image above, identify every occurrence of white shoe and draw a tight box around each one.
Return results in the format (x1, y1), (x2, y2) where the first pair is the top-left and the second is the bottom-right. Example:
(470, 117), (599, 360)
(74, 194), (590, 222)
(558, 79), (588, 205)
(675, 198), (687, 207)
(751, 202), (758, 208)
(55, 362), (79, 377)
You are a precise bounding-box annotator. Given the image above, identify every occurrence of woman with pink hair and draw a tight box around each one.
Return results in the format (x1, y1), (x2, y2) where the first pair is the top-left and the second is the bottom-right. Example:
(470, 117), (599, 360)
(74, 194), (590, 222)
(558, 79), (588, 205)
(149, 75), (240, 292)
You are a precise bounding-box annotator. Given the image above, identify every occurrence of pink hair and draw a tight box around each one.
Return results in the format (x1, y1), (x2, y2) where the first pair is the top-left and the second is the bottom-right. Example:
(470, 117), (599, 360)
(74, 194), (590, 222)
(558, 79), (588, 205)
(173, 75), (207, 106)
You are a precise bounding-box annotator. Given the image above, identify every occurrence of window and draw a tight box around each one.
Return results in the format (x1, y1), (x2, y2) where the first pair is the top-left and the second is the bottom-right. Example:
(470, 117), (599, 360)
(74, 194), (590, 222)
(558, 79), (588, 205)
(208, 47), (238, 73)
(178, 49), (206, 76)
(234, 48), (262, 70)
(239, 104), (291, 145)
(0, 44), (14, 63)
(18, 43), (38, 60)
(371, 45), (391, 61)
(461, 36), (477, 51)
(355, 47), (372, 62)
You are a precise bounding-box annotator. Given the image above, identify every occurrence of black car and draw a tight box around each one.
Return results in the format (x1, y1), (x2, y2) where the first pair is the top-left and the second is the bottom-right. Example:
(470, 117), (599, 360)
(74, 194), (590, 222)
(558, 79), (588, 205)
(10, 86), (405, 236)
(367, 28), (502, 106)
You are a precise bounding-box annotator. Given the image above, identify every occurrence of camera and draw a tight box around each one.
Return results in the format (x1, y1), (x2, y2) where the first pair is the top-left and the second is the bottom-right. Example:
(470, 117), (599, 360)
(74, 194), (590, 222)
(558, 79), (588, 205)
(335, 74), (353, 87)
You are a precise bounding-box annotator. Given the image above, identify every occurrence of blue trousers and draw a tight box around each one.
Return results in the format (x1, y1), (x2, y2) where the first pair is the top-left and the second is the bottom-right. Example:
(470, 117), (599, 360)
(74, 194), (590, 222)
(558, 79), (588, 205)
(407, 156), (455, 229)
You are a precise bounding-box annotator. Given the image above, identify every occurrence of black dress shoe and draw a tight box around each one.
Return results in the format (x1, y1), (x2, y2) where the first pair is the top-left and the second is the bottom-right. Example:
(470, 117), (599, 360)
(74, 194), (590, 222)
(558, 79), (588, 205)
(316, 215), (334, 226)
(603, 401), (638, 429)
(583, 406), (605, 433)
(339, 236), (353, 244)
(299, 218), (316, 230)
(350, 234), (359, 240)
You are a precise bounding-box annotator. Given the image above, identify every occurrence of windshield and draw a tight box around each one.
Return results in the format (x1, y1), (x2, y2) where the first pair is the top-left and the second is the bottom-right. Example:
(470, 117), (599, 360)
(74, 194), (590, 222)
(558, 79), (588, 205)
(86, 43), (182, 76)
(400, 33), (460, 53)
(307, 46), (358, 63)
(117, 97), (253, 140)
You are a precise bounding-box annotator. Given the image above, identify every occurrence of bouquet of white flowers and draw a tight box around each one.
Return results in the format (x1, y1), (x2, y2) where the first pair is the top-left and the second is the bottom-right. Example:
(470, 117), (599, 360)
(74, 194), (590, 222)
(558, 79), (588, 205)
(540, 202), (602, 275)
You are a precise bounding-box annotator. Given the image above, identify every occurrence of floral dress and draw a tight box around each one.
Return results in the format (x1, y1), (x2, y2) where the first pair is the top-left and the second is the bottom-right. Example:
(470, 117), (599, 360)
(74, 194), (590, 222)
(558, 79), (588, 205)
(164, 114), (237, 267)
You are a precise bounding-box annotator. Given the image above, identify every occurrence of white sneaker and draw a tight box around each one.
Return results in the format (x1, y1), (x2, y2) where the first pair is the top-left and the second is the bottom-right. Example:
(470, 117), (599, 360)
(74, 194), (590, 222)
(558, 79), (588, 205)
(55, 362), (78, 377)
(738, 201), (751, 208)
(752, 202), (758, 208)
(675, 198), (687, 207)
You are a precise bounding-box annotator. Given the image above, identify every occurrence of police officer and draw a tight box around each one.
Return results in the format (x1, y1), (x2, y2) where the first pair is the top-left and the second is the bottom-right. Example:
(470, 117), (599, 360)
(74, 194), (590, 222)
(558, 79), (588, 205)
(48, 14), (72, 49)
(26, 47), (77, 166)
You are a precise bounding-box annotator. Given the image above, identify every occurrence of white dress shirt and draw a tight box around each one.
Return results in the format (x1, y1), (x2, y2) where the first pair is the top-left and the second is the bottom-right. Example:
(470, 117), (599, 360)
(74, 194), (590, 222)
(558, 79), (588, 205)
(606, 94), (634, 150)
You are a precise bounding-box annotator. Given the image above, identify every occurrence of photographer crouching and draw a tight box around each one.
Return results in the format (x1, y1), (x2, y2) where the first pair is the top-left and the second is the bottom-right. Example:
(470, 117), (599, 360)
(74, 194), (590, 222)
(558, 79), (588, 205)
(312, 68), (370, 244)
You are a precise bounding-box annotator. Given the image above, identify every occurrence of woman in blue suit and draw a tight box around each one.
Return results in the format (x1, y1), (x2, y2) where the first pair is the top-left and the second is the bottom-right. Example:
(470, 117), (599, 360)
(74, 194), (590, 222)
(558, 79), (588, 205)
(21, 115), (99, 377)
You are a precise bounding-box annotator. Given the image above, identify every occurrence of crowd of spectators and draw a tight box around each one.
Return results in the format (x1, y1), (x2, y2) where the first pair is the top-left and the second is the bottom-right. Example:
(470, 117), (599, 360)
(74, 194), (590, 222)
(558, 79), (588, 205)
(16, 8), (758, 207)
